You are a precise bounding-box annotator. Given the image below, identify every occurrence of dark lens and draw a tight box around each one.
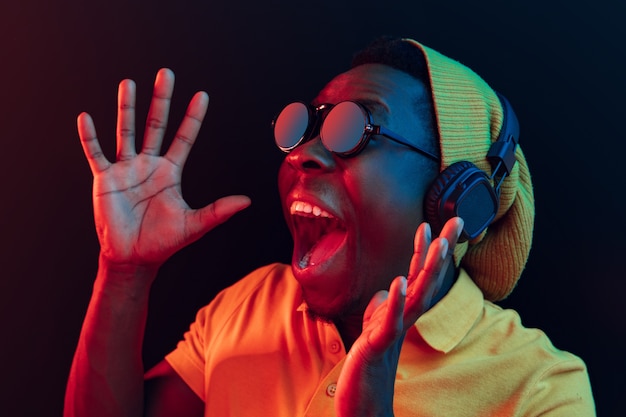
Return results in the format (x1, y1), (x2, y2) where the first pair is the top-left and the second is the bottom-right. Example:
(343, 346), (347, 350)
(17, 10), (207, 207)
(320, 101), (366, 154)
(274, 102), (310, 151)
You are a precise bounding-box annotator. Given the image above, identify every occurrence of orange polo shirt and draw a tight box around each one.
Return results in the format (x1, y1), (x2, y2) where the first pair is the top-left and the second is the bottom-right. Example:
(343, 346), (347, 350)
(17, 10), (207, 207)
(165, 263), (595, 416)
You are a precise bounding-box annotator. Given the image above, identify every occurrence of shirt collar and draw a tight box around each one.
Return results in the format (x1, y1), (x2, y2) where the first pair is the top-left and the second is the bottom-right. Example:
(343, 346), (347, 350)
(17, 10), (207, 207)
(413, 268), (484, 353)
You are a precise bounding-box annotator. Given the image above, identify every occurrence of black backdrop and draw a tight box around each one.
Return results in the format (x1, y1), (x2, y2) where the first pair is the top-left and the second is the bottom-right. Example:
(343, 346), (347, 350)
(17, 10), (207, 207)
(1, 1), (624, 415)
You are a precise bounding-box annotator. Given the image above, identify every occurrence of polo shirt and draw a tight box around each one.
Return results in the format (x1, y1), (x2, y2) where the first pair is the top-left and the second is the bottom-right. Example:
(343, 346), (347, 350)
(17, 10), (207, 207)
(165, 263), (595, 416)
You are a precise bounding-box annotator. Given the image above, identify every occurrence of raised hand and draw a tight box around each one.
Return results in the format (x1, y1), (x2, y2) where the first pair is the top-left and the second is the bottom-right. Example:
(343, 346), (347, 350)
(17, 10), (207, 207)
(78, 68), (251, 272)
(335, 217), (464, 417)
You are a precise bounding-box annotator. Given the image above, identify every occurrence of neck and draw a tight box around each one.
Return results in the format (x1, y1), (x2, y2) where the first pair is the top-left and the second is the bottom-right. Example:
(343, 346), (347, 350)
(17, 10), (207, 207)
(334, 314), (363, 351)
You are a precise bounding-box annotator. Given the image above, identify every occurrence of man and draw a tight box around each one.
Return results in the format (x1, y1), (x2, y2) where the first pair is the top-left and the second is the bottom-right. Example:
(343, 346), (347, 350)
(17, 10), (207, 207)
(64, 37), (595, 416)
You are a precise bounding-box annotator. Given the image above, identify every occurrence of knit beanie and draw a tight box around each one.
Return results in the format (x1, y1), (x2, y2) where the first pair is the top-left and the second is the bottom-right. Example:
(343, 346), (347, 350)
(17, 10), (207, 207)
(404, 39), (535, 301)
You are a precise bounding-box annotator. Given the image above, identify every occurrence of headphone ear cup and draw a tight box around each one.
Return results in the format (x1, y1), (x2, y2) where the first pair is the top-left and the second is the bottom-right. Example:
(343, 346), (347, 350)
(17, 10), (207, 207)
(424, 161), (499, 242)
(424, 161), (474, 236)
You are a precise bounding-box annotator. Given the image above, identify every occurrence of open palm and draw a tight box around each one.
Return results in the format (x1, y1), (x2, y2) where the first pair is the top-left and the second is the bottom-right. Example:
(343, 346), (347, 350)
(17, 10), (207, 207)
(79, 69), (250, 268)
(335, 218), (464, 417)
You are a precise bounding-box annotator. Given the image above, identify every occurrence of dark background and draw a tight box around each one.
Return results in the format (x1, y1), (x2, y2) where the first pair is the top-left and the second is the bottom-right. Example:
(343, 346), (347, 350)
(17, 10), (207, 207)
(1, 0), (624, 415)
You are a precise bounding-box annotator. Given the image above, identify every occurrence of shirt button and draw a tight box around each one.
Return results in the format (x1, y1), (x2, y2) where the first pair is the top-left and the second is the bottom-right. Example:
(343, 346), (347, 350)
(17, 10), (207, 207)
(326, 383), (337, 397)
(329, 341), (341, 354)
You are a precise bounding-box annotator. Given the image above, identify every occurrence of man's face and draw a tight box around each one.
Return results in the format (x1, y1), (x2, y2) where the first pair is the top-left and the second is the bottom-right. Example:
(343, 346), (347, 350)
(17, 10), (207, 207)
(277, 64), (439, 320)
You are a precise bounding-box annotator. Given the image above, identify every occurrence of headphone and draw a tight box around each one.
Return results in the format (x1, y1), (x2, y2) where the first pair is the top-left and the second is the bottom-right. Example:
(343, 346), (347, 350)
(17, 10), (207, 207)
(423, 93), (520, 242)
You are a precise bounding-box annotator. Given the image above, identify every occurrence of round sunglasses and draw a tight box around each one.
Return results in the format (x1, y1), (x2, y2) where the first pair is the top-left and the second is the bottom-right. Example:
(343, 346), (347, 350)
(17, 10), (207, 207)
(272, 100), (439, 161)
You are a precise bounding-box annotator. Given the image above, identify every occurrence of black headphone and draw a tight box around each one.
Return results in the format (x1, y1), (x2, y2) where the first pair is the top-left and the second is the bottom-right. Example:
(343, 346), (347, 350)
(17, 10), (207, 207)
(423, 93), (520, 242)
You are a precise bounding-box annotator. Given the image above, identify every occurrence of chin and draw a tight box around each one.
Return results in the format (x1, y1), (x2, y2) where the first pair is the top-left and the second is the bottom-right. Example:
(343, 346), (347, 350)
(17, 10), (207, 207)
(302, 293), (361, 323)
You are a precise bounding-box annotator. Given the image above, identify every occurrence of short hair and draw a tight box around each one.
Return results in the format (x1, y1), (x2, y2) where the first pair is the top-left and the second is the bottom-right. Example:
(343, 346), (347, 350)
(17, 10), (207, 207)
(351, 36), (431, 86)
(350, 36), (439, 149)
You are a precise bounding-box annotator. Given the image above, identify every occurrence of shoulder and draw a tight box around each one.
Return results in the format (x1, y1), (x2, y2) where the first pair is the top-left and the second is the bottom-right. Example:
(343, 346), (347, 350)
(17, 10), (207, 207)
(422, 269), (594, 413)
(193, 263), (300, 326)
(474, 300), (595, 414)
(478, 300), (579, 360)
(214, 262), (297, 305)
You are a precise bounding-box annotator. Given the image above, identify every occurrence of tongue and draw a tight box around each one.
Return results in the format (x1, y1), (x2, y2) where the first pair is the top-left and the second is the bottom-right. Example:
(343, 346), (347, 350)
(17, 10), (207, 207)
(306, 230), (346, 267)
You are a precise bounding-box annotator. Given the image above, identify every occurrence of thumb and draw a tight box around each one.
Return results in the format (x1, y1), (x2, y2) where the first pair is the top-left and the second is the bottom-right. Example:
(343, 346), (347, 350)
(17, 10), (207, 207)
(191, 195), (251, 235)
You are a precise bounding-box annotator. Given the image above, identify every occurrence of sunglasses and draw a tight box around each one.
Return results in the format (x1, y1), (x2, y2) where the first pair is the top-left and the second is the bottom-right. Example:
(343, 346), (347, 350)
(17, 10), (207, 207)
(272, 100), (439, 161)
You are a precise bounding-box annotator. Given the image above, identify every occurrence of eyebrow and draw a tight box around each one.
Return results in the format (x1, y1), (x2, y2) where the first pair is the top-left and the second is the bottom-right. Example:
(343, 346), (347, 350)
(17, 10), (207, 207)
(355, 98), (391, 123)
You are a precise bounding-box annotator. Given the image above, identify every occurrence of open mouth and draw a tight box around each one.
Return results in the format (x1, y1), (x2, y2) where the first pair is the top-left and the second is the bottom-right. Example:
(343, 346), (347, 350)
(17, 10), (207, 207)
(290, 201), (347, 270)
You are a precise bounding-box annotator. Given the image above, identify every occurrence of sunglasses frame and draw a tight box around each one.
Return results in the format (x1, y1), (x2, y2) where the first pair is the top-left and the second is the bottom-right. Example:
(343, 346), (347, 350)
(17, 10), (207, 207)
(273, 100), (440, 161)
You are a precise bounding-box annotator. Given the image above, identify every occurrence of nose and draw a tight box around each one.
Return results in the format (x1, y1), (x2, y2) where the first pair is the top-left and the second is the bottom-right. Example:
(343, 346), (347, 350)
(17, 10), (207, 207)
(284, 136), (336, 173)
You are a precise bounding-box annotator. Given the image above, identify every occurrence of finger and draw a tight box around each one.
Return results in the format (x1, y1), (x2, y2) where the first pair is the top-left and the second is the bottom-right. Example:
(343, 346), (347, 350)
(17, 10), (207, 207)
(186, 195), (251, 239)
(77, 112), (111, 174)
(404, 237), (449, 324)
(438, 216), (464, 252)
(368, 276), (406, 354)
(383, 276), (407, 337)
(116, 79), (137, 161)
(164, 91), (209, 167)
(418, 238), (449, 291)
(143, 68), (175, 156)
(407, 222), (431, 282)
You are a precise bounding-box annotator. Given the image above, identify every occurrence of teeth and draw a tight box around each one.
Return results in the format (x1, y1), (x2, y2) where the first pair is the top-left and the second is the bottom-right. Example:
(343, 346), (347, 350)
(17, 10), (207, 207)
(290, 201), (334, 218)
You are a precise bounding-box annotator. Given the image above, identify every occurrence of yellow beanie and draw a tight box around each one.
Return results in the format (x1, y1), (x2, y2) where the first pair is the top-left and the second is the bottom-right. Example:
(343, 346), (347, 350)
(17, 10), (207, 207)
(405, 39), (535, 301)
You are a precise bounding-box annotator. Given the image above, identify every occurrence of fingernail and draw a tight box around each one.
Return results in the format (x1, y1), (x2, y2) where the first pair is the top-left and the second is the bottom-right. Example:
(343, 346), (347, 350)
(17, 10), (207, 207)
(400, 276), (407, 296)
(440, 239), (449, 260)
(456, 218), (464, 238)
